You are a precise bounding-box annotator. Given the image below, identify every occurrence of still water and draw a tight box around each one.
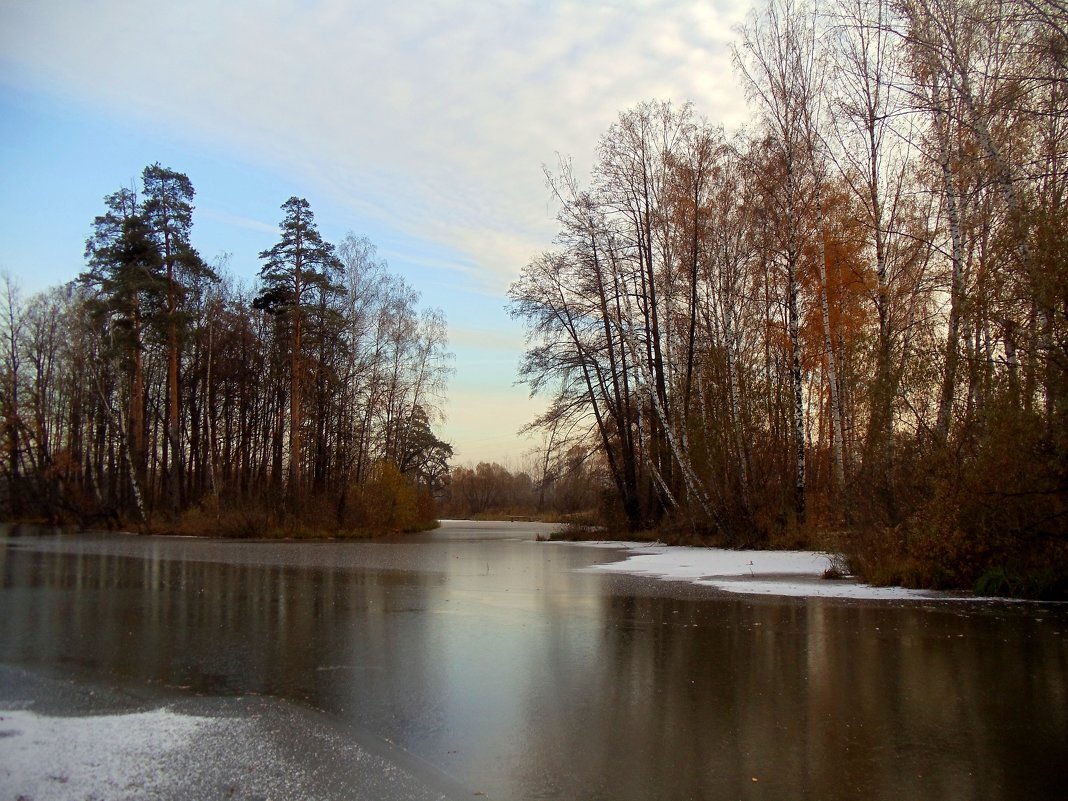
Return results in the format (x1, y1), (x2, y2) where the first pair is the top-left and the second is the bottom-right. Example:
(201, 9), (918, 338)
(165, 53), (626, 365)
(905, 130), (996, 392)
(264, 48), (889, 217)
(1, 521), (1065, 800)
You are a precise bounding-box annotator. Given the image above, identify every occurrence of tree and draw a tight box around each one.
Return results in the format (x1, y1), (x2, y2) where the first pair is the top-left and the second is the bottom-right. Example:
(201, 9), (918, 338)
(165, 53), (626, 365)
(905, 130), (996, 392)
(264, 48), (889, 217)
(3, 170), (452, 535)
(80, 186), (165, 519)
(256, 197), (342, 504)
(0, 275), (26, 517)
(142, 164), (214, 517)
(827, 0), (914, 513)
(735, 0), (825, 524)
(396, 404), (453, 491)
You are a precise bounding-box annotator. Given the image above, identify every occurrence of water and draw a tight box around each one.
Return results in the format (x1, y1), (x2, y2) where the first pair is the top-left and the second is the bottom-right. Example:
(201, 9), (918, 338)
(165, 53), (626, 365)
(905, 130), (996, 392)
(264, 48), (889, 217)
(1, 521), (1065, 800)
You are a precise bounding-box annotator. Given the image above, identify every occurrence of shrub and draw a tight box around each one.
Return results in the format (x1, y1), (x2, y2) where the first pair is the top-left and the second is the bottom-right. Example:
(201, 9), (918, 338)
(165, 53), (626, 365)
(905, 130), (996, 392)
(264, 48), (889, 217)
(344, 461), (436, 534)
(846, 399), (1068, 599)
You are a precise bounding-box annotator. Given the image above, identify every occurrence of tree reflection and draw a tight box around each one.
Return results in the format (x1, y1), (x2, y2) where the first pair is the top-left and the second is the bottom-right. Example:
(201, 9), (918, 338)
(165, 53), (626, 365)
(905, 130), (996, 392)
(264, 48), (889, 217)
(1, 534), (1065, 801)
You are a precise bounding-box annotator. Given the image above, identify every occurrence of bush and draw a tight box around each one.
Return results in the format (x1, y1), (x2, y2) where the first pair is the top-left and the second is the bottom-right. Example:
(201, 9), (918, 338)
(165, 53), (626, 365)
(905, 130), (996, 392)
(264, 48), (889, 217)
(343, 461), (436, 534)
(847, 401), (1068, 599)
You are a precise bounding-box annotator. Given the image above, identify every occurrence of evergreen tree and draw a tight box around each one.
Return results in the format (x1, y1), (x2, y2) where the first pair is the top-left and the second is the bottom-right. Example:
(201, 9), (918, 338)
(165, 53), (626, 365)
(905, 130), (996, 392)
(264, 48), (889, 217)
(142, 164), (214, 518)
(81, 187), (165, 519)
(256, 197), (342, 503)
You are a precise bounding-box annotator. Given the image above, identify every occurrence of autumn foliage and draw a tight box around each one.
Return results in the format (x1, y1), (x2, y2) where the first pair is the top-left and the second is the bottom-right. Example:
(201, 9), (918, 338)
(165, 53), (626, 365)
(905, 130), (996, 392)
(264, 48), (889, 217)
(510, 0), (1068, 596)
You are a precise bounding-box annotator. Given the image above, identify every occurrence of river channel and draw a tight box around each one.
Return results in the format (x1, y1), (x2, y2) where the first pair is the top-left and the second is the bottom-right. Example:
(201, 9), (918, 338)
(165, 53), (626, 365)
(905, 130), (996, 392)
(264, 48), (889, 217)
(1, 520), (1065, 800)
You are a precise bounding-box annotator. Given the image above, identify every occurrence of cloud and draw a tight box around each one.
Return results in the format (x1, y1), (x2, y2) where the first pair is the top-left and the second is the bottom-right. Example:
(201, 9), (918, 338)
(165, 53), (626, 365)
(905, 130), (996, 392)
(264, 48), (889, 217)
(1, 0), (752, 458)
(0, 0), (750, 291)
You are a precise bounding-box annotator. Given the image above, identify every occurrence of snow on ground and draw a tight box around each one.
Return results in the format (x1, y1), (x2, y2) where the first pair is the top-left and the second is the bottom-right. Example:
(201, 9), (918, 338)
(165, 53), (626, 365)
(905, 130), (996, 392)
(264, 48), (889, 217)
(0, 707), (220, 801)
(575, 542), (965, 600)
(0, 702), (451, 801)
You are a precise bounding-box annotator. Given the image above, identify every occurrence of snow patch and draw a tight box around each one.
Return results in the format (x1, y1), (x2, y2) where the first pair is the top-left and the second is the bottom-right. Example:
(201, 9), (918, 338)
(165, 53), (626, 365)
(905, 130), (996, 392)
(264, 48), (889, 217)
(0, 707), (222, 800)
(576, 543), (962, 600)
(0, 697), (453, 801)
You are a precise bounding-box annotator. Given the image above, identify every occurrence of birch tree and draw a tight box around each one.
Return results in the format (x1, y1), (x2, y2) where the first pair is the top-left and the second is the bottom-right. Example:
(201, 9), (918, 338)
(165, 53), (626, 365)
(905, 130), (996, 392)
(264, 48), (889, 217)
(735, 0), (823, 523)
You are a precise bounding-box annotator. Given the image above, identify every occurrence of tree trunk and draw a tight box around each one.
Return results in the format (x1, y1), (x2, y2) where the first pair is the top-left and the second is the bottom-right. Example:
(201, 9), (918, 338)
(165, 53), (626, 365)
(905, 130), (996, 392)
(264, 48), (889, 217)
(815, 194), (846, 499)
(934, 79), (966, 441)
(789, 249), (806, 525)
(289, 264), (303, 507)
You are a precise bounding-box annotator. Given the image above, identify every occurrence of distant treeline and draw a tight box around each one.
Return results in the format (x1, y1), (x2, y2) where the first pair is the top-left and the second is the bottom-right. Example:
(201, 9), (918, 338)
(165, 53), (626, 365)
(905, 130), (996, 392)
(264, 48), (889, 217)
(438, 454), (603, 521)
(1, 168), (452, 535)
(510, 0), (1067, 596)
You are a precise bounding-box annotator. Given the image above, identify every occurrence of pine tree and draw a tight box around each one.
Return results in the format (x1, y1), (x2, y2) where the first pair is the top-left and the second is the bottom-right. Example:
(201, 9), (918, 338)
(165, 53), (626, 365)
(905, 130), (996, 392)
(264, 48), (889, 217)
(256, 197), (342, 504)
(142, 164), (214, 518)
(81, 187), (165, 519)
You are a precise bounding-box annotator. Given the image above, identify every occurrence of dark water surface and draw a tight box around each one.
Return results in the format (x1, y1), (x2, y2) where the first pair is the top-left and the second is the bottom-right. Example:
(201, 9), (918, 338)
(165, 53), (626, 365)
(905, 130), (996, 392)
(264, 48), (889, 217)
(1, 521), (1065, 800)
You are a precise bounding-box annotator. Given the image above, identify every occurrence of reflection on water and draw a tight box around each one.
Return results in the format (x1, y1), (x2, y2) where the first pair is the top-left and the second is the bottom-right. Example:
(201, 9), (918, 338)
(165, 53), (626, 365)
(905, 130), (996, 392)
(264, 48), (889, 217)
(1, 525), (1065, 800)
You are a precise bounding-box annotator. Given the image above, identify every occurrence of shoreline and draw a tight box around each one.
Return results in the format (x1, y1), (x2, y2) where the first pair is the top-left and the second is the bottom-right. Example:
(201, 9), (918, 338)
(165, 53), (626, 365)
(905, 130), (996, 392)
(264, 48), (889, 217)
(4, 518), (1063, 602)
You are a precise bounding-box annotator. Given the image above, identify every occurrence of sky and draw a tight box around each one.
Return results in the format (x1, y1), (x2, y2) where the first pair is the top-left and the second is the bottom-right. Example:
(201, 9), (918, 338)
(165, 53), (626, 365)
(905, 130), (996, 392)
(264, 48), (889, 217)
(0, 0), (751, 468)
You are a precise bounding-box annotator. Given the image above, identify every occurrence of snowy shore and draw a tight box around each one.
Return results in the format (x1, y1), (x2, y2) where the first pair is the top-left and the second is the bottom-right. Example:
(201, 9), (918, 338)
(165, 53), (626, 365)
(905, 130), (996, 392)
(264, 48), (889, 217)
(574, 542), (969, 601)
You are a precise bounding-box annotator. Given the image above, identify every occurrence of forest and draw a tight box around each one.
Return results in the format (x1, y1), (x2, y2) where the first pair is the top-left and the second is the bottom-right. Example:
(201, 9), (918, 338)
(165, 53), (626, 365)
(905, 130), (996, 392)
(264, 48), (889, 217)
(509, 0), (1067, 596)
(0, 177), (453, 536)
(2, 0), (1065, 597)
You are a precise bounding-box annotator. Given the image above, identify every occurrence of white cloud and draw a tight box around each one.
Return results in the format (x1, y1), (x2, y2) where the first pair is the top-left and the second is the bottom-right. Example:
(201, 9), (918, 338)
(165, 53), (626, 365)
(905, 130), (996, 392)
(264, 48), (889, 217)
(1, 0), (751, 460)
(0, 0), (750, 289)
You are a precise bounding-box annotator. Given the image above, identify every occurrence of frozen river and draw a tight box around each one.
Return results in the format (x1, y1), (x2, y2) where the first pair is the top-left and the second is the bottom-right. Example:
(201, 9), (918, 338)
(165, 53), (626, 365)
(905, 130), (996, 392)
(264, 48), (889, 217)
(1, 520), (1066, 800)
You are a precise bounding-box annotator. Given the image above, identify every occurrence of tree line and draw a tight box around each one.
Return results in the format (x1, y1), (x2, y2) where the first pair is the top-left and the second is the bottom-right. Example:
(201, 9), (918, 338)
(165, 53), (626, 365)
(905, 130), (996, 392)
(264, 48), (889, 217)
(1, 166), (452, 535)
(510, 0), (1067, 595)
(438, 452), (603, 520)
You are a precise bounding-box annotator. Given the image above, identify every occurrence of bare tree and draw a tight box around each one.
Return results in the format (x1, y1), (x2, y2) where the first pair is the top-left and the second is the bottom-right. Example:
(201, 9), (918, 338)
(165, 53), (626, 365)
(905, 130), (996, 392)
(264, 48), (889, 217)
(735, 0), (824, 523)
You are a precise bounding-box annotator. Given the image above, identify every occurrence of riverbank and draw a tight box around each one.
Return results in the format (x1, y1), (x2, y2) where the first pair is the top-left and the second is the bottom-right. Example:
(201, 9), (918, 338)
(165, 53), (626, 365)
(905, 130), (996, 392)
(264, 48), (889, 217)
(1, 510), (443, 541)
(5, 515), (1063, 601)
(547, 522), (1068, 601)
(567, 541), (992, 602)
